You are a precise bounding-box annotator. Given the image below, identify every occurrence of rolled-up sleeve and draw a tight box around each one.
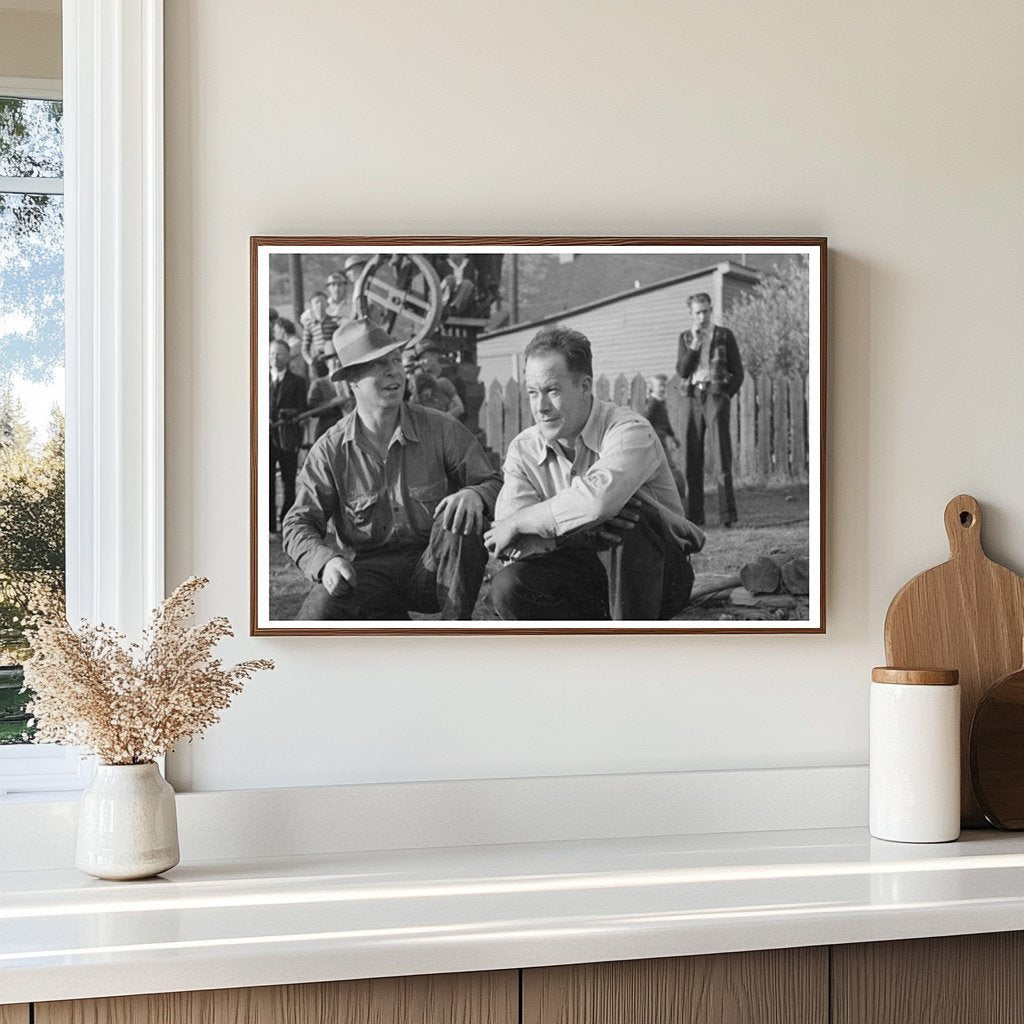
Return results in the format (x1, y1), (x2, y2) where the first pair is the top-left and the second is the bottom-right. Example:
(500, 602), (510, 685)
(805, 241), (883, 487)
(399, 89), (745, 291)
(544, 419), (663, 537)
(282, 444), (343, 582)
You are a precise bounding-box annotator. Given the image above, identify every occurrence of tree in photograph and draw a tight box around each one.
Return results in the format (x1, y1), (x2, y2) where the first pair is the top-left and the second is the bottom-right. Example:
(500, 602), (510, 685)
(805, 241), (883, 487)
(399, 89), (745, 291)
(725, 255), (810, 377)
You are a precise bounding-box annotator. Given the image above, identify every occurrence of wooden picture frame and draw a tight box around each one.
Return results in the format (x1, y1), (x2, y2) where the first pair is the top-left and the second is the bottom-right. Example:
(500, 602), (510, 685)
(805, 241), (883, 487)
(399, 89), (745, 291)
(251, 237), (826, 635)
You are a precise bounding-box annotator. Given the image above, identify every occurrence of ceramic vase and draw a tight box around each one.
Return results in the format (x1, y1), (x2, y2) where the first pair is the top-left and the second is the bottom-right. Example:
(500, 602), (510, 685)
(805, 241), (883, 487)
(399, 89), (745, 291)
(76, 762), (180, 880)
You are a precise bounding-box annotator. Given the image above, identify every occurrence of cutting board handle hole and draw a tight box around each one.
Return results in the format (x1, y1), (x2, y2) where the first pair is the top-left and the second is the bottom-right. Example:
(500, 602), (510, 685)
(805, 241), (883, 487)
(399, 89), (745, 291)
(960, 511), (974, 527)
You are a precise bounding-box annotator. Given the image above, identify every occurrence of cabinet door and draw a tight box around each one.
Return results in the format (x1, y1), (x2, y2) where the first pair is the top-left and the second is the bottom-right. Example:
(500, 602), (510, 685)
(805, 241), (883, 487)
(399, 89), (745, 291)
(523, 949), (828, 1024)
(36, 970), (518, 1024)
(832, 932), (1024, 1024)
(0, 1007), (30, 1024)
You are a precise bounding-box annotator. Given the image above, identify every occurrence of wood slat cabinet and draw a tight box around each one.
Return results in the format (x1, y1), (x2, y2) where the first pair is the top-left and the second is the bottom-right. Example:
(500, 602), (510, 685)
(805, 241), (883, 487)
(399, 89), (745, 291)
(522, 948), (828, 1024)
(34, 971), (518, 1024)
(831, 932), (1024, 1024)
(14, 932), (1024, 1024)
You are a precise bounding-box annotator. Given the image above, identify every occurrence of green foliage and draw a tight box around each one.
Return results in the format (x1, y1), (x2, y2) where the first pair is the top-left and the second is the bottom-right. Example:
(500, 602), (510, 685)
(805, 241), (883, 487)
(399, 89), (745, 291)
(0, 396), (64, 743)
(725, 256), (810, 377)
(0, 393), (65, 665)
(0, 98), (65, 743)
(0, 665), (31, 743)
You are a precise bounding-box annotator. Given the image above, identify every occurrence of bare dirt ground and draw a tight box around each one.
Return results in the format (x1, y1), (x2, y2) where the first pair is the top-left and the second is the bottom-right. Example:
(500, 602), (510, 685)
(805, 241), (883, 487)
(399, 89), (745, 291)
(268, 484), (810, 623)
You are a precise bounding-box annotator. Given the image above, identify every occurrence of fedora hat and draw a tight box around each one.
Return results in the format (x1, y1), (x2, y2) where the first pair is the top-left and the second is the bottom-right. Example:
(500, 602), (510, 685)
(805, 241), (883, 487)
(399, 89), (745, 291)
(330, 318), (405, 380)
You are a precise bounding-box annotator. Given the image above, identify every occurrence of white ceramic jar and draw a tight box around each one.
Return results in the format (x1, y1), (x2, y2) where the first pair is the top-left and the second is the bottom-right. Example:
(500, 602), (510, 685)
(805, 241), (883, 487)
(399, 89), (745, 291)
(76, 762), (180, 880)
(870, 667), (961, 843)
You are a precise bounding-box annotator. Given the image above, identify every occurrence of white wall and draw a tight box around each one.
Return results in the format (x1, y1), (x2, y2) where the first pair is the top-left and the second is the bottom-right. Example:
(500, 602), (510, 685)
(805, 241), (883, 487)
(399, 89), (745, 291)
(164, 1), (1024, 792)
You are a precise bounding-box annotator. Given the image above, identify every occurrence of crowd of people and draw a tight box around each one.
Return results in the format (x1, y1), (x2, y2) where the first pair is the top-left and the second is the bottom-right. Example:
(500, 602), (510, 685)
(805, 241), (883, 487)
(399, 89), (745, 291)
(269, 268), (745, 622)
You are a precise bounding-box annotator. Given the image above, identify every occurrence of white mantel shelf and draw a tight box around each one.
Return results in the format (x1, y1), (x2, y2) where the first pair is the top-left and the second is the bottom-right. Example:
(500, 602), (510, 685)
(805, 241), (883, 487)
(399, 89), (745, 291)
(4, 826), (1024, 1005)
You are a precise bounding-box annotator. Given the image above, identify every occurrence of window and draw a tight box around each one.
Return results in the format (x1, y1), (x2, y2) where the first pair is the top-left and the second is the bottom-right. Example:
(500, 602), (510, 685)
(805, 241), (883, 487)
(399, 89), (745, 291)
(1, 6), (167, 797)
(0, 79), (84, 795)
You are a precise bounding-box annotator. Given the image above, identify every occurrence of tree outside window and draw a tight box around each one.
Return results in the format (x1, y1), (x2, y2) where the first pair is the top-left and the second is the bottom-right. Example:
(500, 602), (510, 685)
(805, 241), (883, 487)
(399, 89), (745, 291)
(0, 95), (65, 744)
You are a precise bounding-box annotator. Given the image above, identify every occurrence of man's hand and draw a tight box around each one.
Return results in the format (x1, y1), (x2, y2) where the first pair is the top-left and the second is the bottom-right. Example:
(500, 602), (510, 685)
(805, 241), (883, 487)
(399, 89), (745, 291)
(322, 555), (357, 597)
(493, 534), (556, 562)
(434, 488), (485, 536)
(484, 516), (521, 558)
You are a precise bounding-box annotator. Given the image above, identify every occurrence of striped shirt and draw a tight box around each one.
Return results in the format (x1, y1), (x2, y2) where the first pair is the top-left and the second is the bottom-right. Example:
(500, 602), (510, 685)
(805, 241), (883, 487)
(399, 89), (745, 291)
(300, 314), (340, 366)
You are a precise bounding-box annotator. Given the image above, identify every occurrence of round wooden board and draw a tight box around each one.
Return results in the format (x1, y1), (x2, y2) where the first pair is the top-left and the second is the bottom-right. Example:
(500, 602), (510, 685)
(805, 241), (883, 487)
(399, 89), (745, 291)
(971, 663), (1024, 829)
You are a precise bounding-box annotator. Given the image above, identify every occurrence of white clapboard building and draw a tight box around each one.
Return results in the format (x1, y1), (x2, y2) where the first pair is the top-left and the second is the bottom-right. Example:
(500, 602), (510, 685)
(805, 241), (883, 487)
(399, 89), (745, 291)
(476, 260), (761, 388)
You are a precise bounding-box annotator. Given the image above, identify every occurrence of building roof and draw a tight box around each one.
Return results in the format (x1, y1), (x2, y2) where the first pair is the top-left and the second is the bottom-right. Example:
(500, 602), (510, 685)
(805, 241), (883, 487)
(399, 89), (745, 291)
(479, 260), (760, 342)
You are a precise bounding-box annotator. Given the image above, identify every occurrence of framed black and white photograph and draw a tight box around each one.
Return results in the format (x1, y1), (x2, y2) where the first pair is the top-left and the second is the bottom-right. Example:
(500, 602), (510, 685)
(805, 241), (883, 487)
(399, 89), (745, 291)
(250, 237), (826, 635)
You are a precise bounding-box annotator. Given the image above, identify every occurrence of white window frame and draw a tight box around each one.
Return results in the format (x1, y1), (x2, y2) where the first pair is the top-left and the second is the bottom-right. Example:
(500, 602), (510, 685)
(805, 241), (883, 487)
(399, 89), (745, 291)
(0, 0), (164, 797)
(0, 75), (84, 796)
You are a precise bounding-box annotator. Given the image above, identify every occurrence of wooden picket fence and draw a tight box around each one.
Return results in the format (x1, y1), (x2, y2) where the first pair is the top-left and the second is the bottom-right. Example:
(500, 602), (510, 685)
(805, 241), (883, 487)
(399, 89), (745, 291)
(480, 372), (809, 486)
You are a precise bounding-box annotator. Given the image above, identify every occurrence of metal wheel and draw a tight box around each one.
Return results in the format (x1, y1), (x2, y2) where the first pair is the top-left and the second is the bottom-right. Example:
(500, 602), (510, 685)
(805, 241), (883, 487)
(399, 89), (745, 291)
(353, 254), (443, 349)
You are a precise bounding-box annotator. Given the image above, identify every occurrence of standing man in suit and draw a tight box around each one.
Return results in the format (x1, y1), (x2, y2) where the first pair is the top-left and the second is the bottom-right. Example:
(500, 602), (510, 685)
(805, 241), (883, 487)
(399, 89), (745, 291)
(675, 292), (744, 528)
(269, 337), (308, 533)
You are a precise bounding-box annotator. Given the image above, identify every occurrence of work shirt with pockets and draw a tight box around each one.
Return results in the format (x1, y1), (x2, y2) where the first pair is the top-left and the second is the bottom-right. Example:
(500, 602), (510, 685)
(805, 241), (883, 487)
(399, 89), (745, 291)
(283, 402), (502, 582)
(496, 398), (705, 556)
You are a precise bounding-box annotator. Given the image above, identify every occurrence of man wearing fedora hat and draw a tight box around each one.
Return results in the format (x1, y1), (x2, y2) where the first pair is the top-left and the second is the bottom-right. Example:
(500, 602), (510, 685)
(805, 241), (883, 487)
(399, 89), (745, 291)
(282, 318), (501, 620)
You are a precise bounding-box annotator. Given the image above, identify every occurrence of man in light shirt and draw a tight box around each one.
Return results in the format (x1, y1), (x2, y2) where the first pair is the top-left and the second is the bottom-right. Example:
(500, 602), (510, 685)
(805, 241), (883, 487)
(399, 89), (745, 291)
(675, 291), (745, 527)
(484, 325), (704, 621)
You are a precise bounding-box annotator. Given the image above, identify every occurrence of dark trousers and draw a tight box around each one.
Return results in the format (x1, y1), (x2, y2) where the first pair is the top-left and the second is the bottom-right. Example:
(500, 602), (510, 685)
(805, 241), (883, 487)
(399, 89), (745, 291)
(679, 390), (737, 526)
(657, 434), (687, 502)
(296, 517), (488, 621)
(269, 442), (298, 530)
(490, 503), (695, 621)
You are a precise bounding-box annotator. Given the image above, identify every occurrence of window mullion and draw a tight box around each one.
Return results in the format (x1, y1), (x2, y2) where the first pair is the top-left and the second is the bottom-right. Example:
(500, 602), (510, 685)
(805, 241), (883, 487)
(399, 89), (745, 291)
(0, 176), (64, 195)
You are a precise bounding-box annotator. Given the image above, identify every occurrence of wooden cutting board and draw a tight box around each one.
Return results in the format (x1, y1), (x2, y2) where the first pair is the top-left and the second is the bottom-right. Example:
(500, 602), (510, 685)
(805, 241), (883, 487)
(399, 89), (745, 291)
(884, 494), (1024, 827)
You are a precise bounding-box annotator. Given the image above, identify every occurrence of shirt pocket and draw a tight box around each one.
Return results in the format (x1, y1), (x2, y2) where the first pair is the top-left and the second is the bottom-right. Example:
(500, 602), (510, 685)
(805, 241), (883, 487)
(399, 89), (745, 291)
(342, 492), (380, 546)
(407, 480), (448, 532)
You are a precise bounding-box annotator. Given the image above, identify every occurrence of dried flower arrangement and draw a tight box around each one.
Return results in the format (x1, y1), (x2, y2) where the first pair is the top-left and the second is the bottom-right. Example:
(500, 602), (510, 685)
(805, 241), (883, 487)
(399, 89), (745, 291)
(22, 577), (273, 765)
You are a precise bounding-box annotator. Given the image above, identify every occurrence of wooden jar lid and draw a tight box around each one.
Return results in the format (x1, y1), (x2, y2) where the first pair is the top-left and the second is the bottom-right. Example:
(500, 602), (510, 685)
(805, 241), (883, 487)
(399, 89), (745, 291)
(871, 667), (960, 686)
